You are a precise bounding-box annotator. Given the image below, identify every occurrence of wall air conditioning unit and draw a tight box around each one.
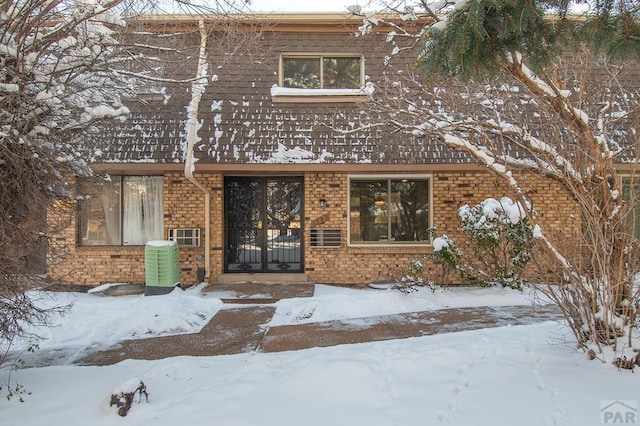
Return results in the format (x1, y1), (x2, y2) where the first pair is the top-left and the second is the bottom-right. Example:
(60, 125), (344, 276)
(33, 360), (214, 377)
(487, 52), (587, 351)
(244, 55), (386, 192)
(310, 228), (342, 248)
(167, 228), (201, 247)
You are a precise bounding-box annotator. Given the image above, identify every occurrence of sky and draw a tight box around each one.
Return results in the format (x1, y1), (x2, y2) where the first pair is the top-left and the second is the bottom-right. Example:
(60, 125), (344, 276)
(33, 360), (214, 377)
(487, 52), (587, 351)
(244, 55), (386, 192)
(248, 0), (594, 14)
(250, 0), (361, 12)
(1, 284), (638, 426)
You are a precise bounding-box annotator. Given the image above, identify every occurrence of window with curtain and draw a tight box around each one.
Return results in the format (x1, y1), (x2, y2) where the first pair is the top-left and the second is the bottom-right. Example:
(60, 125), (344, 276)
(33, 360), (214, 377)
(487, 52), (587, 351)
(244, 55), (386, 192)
(349, 176), (431, 245)
(78, 176), (164, 246)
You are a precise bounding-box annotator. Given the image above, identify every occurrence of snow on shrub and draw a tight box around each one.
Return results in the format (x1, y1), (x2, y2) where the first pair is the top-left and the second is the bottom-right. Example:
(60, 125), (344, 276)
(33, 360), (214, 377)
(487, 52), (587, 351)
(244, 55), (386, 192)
(458, 197), (534, 290)
(432, 234), (463, 282)
(392, 258), (432, 293)
(432, 235), (450, 252)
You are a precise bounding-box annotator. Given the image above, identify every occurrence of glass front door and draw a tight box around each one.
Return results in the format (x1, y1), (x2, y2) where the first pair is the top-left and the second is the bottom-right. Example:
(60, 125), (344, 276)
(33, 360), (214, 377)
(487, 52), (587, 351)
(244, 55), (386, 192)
(225, 177), (303, 272)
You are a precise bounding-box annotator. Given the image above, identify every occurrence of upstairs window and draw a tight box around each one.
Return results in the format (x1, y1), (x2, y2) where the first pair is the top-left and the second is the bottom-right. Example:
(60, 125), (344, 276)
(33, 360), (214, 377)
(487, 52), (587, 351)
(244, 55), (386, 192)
(281, 55), (363, 90)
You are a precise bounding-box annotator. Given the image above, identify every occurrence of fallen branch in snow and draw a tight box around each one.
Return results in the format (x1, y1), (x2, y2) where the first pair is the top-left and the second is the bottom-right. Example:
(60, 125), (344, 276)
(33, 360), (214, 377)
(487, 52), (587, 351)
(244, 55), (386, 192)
(109, 379), (149, 417)
(614, 351), (640, 370)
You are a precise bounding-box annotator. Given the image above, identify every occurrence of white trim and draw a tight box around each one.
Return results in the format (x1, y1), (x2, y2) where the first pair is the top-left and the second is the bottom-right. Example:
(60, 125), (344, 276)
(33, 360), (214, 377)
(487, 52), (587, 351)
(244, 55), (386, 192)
(278, 53), (365, 90)
(271, 86), (369, 97)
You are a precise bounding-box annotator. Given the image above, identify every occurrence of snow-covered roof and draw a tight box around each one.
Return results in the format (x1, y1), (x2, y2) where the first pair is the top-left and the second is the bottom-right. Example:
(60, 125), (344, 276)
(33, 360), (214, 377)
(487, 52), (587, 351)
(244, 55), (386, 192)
(85, 25), (478, 167)
(82, 16), (639, 169)
(87, 102), (477, 166)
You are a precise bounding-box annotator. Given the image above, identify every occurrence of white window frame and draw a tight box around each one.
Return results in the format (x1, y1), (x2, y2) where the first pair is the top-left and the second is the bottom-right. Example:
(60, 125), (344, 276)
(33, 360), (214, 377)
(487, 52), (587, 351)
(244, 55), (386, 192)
(78, 175), (164, 246)
(273, 53), (368, 102)
(168, 228), (201, 247)
(347, 174), (433, 247)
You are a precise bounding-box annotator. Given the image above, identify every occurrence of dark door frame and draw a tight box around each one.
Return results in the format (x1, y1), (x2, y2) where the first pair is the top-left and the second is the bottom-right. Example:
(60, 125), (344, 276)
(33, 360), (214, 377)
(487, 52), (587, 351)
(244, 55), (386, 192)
(224, 176), (304, 273)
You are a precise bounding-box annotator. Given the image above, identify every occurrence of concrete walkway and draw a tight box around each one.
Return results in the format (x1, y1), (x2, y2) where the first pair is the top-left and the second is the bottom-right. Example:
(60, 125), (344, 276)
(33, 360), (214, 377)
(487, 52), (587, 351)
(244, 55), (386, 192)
(21, 283), (563, 367)
(259, 304), (561, 353)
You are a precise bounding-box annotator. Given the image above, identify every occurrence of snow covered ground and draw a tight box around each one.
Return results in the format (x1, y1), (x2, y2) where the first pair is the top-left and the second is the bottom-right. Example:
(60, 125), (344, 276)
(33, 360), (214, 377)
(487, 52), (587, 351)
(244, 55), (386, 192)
(0, 284), (637, 426)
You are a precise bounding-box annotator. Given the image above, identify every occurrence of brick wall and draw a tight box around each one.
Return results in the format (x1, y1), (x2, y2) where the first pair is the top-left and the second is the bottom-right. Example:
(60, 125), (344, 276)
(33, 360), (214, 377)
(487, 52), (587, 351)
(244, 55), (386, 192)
(48, 173), (222, 288)
(302, 170), (579, 285)
(47, 200), (149, 286)
(432, 171), (581, 284)
(163, 172), (224, 285)
(49, 170), (579, 288)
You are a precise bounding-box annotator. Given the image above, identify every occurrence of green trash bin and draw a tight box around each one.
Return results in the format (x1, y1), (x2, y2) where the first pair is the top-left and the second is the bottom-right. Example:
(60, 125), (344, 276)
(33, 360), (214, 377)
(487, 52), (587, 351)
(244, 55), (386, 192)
(145, 240), (180, 296)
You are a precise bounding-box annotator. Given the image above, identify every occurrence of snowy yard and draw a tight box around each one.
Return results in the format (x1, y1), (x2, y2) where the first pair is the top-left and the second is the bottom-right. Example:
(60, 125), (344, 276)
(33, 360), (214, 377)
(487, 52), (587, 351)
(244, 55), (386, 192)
(0, 284), (638, 426)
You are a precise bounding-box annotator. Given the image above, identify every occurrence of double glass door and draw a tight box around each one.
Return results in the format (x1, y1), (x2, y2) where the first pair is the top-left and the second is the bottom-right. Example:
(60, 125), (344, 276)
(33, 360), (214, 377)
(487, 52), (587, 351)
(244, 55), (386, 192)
(225, 177), (303, 272)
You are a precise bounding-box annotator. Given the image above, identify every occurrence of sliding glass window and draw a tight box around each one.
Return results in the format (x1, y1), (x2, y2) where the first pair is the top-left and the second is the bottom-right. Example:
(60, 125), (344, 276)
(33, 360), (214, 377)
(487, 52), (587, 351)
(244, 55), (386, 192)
(349, 176), (431, 244)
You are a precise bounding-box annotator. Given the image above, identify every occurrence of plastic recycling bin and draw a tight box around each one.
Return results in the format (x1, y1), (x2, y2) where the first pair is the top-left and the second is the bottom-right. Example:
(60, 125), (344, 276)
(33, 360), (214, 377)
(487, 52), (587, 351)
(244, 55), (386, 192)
(144, 240), (179, 296)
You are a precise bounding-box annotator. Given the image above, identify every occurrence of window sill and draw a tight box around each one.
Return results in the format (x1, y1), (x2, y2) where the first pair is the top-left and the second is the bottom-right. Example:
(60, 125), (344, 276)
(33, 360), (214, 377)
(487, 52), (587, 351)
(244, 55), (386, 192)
(270, 86), (371, 104)
(348, 242), (433, 248)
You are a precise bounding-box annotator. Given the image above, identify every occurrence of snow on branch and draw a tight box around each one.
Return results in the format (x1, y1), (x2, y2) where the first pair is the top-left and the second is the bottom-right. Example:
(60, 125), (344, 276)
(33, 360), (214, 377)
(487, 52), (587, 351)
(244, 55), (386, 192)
(504, 52), (598, 140)
(520, 132), (582, 182)
(443, 133), (520, 191)
(113, 69), (210, 84)
(506, 53), (559, 97)
(131, 43), (184, 53)
(0, 83), (19, 94)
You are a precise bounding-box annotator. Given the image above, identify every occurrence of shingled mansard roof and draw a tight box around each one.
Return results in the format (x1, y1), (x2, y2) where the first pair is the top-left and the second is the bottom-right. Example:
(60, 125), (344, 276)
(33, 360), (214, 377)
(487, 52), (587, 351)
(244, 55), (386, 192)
(83, 14), (639, 168)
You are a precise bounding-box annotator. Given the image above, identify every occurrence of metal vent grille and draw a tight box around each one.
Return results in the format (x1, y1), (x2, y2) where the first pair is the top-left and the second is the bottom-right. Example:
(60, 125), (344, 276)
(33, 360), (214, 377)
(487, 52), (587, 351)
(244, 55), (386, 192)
(167, 228), (201, 247)
(310, 228), (342, 247)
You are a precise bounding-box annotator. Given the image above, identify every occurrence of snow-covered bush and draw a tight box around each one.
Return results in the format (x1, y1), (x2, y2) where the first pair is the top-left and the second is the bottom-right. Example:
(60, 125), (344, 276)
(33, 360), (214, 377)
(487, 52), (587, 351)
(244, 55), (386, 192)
(391, 257), (431, 293)
(406, 259), (424, 279)
(391, 233), (462, 293)
(389, 255), (447, 292)
(432, 234), (463, 284)
(458, 197), (534, 290)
